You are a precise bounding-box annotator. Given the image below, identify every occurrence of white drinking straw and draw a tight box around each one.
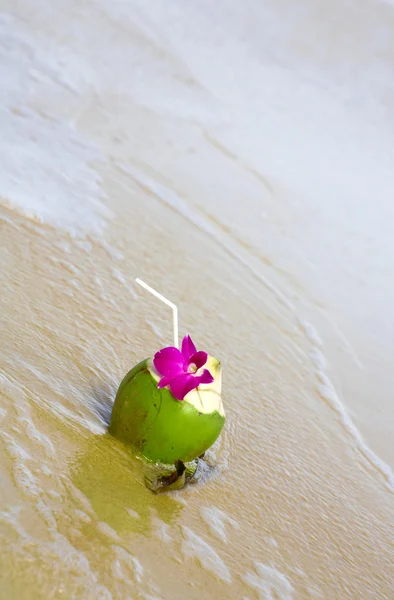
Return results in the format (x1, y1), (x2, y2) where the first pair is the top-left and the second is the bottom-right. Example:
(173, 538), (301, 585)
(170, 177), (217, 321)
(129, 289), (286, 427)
(135, 278), (179, 348)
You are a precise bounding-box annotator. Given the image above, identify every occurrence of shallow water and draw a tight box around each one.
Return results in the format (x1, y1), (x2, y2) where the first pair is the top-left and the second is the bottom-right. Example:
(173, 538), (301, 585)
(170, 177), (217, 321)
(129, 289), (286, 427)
(1, 1), (394, 598)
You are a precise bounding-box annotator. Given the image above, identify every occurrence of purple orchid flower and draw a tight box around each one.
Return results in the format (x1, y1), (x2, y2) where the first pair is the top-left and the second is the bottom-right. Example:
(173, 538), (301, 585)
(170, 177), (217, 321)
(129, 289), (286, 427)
(153, 335), (214, 401)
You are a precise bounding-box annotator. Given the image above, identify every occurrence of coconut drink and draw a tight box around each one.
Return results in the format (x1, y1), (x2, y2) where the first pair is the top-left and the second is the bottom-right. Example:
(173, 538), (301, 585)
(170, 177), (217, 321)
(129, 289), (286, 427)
(109, 280), (225, 492)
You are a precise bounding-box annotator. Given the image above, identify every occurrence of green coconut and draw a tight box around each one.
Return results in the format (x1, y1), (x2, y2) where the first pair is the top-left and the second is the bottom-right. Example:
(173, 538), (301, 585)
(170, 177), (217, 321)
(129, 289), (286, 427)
(109, 355), (225, 465)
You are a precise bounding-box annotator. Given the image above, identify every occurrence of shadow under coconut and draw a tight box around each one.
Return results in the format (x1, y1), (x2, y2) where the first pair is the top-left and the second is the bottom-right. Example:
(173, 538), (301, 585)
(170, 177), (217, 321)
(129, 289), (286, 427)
(71, 434), (184, 537)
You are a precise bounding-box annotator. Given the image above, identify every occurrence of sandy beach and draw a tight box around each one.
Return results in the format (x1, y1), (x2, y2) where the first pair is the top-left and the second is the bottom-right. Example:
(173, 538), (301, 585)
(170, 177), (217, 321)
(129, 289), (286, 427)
(1, 1), (394, 598)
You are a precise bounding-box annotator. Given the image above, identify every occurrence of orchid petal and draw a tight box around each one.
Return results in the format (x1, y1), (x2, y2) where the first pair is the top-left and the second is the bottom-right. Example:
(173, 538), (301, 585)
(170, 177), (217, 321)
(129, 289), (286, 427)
(188, 351), (208, 370)
(181, 335), (197, 362)
(197, 369), (214, 385)
(169, 373), (200, 400)
(157, 375), (173, 389)
(153, 346), (184, 378)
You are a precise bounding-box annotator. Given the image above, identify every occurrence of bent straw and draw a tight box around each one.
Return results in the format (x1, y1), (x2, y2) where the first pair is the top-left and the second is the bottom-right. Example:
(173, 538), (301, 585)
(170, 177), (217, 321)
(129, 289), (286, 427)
(135, 278), (179, 349)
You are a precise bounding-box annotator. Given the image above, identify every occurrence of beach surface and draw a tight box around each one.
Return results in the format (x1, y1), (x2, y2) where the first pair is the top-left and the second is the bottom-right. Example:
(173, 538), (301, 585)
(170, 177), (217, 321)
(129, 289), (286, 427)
(1, 1), (394, 598)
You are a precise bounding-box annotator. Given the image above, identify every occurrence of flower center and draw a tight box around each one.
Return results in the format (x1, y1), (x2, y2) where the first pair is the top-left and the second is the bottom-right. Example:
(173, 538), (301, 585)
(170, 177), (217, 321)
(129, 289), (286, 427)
(187, 362), (198, 374)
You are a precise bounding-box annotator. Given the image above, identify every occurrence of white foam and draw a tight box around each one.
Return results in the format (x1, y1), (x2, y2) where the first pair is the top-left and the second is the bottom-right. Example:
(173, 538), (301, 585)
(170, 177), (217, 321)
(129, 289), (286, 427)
(265, 537), (279, 549)
(152, 517), (172, 544)
(243, 562), (293, 600)
(47, 490), (61, 499)
(298, 318), (323, 346)
(96, 521), (121, 542)
(317, 374), (394, 491)
(112, 545), (144, 585)
(0, 507), (29, 539)
(126, 507), (141, 520)
(302, 319), (394, 492)
(181, 526), (232, 584)
(74, 509), (92, 524)
(0, 14), (111, 236)
(200, 506), (239, 543)
(39, 535), (113, 599)
(16, 415), (55, 458)
(0, 407), (7, 423)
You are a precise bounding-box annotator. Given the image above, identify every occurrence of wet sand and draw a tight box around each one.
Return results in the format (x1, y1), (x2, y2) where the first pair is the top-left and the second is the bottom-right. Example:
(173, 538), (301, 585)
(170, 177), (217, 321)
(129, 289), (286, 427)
(1, 1), (394, 598)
